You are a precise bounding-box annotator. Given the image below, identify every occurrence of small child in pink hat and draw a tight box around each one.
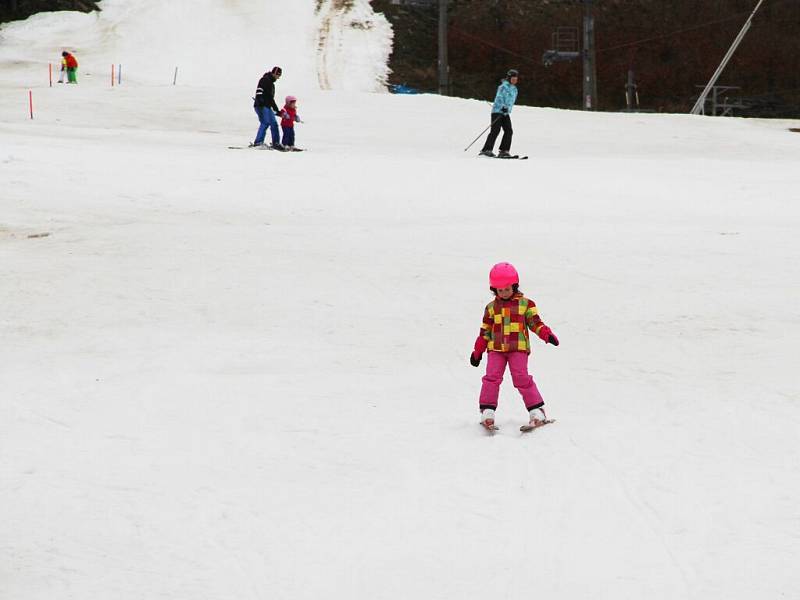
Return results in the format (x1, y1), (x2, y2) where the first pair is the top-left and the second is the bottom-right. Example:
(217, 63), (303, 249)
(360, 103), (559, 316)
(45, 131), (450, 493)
(279, 95), (302, 150)
(470, 262), (559, 432)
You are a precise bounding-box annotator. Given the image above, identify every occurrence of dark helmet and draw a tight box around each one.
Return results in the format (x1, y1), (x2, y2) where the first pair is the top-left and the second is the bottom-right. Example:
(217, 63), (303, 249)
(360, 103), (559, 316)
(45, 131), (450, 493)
(271, 66), (283, 77)
(507, 69), (519, 79)
(62, 51), (69, 57)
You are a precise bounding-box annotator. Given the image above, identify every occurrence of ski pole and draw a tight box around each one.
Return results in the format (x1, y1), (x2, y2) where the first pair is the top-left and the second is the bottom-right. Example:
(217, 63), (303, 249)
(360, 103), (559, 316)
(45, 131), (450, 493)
(464, 115), (502, 152)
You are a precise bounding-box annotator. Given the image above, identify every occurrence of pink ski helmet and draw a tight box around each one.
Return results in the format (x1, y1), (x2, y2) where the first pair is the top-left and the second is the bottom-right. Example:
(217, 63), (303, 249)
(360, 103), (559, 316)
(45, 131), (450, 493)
(285, 95), (297, 103)
(489, 262), (519, 288)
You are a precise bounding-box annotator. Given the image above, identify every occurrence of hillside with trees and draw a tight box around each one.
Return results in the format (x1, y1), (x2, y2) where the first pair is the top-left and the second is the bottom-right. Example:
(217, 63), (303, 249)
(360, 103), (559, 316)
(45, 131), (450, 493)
(3, 0), (798, 116)
(0, 0), (97, 22)
(374, 0), (800, 116)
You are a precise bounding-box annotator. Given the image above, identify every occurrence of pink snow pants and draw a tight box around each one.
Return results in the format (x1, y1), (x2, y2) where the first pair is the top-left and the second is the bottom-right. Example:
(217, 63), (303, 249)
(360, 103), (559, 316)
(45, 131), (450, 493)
(479, 351), (544, 411)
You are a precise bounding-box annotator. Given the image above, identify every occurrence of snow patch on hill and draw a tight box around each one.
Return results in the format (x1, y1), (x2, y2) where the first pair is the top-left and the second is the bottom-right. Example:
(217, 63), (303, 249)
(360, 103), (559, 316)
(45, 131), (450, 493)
(315, 0), (392, 92)
(0, 0), (392, 93)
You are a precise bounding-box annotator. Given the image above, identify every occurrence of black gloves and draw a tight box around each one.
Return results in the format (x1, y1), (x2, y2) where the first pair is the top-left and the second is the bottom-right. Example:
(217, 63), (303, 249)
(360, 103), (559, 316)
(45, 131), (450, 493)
(501, 107), (508, 114)
(548, 335), (559, 346)
(470, 353), (481, 367)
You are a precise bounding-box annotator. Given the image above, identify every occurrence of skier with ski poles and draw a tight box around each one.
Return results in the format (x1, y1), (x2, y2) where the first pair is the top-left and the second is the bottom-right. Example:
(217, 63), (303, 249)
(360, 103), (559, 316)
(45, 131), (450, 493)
(479, 69), (519, 158)
(470, 262), (559, 432)
(252, 66), (284, 150)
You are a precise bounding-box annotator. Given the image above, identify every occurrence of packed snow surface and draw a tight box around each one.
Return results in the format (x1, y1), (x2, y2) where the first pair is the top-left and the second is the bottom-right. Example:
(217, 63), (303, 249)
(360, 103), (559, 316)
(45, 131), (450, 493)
(1, 2), (799, 599)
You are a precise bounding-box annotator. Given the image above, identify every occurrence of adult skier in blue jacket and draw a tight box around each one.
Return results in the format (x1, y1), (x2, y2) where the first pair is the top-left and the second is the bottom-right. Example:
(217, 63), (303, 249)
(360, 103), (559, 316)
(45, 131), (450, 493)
(480, 69), (519, 157)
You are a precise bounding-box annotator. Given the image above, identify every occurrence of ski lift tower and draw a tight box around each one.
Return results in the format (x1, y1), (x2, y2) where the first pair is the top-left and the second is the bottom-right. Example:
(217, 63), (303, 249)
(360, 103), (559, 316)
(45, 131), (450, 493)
(690, 0), (766, 115)
(543, 0), (598, 110)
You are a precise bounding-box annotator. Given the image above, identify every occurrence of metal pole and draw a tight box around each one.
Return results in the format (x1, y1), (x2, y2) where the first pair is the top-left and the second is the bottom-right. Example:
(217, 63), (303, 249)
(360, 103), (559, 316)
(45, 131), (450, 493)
(464, 115), (503, 152)
(438, 0), (448, 95)
(582, 0), (597, 110)
(690, 0), (766, 115)
(626, 69), (634, 110)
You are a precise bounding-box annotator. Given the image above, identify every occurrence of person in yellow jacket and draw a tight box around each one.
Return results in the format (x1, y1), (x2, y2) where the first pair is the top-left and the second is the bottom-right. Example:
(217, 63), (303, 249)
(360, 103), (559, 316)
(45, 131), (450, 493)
(57, 55), (68, 83)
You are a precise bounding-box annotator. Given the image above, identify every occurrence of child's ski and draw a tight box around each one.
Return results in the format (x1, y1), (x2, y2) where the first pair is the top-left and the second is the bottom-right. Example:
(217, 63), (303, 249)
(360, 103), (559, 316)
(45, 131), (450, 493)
(520, 419), (556, 433)
(481, 422), (499, 434)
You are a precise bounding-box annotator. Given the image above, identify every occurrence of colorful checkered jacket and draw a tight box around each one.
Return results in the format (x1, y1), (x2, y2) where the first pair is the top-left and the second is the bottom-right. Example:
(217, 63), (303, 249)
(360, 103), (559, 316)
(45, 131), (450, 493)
(474, 293), (550, 354)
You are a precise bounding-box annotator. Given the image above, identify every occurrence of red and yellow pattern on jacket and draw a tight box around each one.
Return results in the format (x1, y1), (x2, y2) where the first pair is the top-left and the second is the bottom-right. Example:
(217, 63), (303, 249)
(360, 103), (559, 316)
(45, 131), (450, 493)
(480, 293), (547, 353)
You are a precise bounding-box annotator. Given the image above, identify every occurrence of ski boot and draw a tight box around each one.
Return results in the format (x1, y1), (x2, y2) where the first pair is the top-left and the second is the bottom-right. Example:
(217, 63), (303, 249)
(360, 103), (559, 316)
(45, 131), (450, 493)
(481, 408), (498, 432)
(521, 407), (554, 432)
(479, 150), (495, 158)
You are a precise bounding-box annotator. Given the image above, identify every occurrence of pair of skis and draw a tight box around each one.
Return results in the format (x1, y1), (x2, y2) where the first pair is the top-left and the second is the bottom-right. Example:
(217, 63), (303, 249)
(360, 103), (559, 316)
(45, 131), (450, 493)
(480, 153), (528, 160)
(482, 419), (555, 434)
(228, 145), (305, 152)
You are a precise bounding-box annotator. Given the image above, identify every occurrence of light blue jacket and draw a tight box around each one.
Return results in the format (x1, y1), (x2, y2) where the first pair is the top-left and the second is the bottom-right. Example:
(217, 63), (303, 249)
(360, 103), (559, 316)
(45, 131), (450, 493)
(491, 80), (518, 114)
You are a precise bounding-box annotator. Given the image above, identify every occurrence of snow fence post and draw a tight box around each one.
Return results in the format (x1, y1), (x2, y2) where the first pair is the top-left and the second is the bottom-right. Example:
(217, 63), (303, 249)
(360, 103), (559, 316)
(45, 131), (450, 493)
(173, 66), (178, 85)
(49, 63), (52, 87)
(118, 64), (122, 85)
(29, 90), (33, 119)
(111, 64), (115, 87)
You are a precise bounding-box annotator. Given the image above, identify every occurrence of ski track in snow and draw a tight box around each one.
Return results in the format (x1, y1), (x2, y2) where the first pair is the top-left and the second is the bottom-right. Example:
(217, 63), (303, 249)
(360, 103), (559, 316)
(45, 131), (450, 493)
(567, 434), (693, 596)
(315, 0), (392, 92)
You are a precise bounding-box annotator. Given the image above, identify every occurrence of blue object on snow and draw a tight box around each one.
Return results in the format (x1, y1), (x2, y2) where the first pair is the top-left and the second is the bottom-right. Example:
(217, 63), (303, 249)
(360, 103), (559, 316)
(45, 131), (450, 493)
(389, 84), (421, 95)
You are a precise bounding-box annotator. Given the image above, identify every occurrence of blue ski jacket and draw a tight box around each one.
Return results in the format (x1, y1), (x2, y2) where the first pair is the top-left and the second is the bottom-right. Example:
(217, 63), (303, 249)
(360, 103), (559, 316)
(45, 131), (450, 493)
(491, 80), (518, 114)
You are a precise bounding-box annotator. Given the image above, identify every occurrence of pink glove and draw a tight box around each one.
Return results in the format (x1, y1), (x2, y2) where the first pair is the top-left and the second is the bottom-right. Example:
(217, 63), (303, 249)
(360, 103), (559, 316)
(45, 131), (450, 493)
(470, 337), (488, 367)
(537, 326), (559, 346)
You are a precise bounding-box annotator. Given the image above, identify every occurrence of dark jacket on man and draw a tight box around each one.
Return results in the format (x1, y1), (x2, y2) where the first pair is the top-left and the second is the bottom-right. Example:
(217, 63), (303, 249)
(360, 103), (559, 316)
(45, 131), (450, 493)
(254, 73), (279, 112)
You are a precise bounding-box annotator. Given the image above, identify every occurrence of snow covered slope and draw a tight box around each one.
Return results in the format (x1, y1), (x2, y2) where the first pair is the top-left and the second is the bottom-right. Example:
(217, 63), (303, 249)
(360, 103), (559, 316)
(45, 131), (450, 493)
(2, 2), (800, 600)
(0, 0), (391, 91)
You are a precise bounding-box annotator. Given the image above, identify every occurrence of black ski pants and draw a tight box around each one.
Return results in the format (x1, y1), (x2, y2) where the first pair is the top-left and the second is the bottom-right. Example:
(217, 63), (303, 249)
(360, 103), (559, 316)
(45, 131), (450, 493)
(481, 112), (513, 152)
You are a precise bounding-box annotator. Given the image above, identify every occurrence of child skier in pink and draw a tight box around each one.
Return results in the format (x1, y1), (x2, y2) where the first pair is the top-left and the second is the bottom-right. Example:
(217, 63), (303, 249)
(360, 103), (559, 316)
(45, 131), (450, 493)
(280, 95), (302, 150)
(470, 262), (559, 431)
